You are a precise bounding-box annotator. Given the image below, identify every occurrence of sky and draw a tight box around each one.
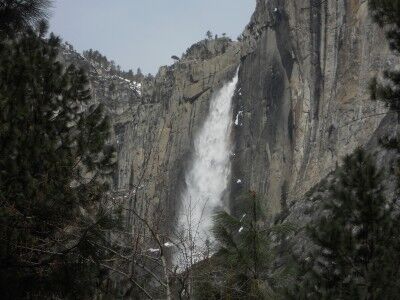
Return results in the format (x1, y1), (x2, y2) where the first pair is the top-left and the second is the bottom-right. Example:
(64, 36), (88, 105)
(50, 0), (256, 75)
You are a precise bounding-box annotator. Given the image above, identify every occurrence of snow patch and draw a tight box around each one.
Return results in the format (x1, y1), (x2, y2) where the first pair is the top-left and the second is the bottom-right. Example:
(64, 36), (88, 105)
(240, 214), (246, 222)
(234, 111), (243, 126)
(148, 248), (160, 253)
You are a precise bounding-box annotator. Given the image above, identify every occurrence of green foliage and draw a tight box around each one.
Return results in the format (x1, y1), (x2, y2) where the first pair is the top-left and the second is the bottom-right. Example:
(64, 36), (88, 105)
(0, 0), (52, 37)
(369, 0), (400, 116)
(289, 148), (400, 299)
(82, 49), (148, 82)
(206, 192), (295, 300)
(0, 24), (120, 299)
(369, 0), (400, 53)
(83, 49), (110, 68)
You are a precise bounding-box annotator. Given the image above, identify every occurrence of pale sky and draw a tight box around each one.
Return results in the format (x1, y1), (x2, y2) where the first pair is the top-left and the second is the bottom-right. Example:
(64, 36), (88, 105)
(50, 0), (256, 75)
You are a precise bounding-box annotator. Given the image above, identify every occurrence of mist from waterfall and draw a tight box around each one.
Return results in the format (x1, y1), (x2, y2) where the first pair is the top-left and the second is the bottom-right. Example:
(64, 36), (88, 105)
(176, 69), (239, 266)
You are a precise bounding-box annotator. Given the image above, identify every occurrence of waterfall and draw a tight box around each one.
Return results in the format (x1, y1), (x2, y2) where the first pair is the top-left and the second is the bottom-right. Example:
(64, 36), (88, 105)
(176, 69), (239, 267)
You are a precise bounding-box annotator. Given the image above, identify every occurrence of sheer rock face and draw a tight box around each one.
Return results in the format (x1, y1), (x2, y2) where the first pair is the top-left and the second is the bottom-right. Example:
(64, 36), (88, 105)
(112, 39), (241, 225)
(63, 0), (397, 227)
(61, 38), (240, 226)
(231, 0), (396, 214)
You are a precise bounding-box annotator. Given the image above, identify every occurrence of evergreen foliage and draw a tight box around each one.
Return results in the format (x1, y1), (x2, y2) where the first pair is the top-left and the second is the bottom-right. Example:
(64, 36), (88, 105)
(369, 0), (400, 54)
(0, 0), (52, 36)
(289, 149), (400, 300)
(83, 49), (110, 68)
(0, 24), (120, 299)
(369, 0), (400, 116)
(82, 49), (149, 81)
(206, 192), (294, 300)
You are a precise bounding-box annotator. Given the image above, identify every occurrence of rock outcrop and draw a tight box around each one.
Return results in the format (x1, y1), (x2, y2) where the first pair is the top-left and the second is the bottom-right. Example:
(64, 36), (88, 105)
(109, 38), (240, 226)
(62, 0), (397, 230)
(61, 38), (240, 227)
(232, 0), (396, 215)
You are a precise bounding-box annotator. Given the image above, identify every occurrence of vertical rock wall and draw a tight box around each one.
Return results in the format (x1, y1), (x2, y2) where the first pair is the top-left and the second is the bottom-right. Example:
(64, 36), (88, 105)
(63, 0), (397, 226)
(114, 39), (241, 227)
(232, 0), (396, 214)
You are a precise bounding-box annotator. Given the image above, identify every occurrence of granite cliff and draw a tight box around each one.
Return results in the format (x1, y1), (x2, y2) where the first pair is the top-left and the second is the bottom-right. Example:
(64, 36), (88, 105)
(232, 0), (396, 216)
(62, 0), (397, 230)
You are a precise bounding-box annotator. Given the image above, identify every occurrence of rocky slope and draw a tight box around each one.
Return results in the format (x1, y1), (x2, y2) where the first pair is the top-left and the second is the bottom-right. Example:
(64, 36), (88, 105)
(62, 0), (397, 230)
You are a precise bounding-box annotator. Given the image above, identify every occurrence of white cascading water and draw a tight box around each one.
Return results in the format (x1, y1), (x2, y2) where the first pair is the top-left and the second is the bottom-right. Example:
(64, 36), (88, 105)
(176, 69), (239, 267)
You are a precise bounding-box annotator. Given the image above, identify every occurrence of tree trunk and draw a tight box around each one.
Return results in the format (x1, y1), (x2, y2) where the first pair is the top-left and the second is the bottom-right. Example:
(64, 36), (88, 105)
(161, 255), (172, 300)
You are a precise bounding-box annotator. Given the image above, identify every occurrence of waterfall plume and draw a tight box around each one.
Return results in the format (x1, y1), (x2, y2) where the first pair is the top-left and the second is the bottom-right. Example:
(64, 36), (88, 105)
(176, 68), (239, 266)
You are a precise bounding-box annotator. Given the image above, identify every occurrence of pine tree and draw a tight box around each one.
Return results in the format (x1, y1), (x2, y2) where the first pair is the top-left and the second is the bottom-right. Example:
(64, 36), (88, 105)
(0, 0), (52, 37)
(209, 192), (294, 299)
(289, 149), (400, 300)
(127, 69), (134, 80)
(0, 24), (120, 299)
(369, 0), (400, 54)
(369, 0), (400, 117)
